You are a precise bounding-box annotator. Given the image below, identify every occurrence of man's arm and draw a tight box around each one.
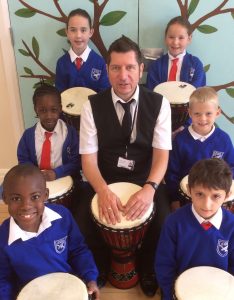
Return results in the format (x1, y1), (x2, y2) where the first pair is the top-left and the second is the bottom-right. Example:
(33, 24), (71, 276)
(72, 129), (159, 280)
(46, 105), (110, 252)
(82, 153), (124, 225)
(124, 148), (169, 220)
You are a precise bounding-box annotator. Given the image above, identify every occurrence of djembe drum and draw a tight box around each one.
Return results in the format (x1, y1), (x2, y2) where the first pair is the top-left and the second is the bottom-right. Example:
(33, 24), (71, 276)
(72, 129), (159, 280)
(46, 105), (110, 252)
(17, 272), (89, 300)
(174, 266), (234, 300)
(154, 81), (196, 131)
(91, 182), (154, 289)
(179, 175), (234, 213)
(61, 87), (96, 131)
(46, 176), (74, 209)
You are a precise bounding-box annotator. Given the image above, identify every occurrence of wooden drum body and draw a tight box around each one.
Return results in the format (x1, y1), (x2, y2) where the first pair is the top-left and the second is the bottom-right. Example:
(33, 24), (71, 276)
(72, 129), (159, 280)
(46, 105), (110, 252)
(61, 87), (96, 131)
(46, 176), (74, 209)
(179, 175), (234, 213)
(175, 266), (234, 300)
(17, 272), (88, 300)
(91, 182), (154, 289)
(154, 81), (196, 131)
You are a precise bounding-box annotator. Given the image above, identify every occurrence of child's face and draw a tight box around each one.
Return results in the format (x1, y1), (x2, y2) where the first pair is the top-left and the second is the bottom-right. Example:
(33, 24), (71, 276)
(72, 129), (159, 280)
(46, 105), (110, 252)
(3, 174), (49, 232)
(189, 101), (221, 136)
(165, 23), (192, 57)
(34, 95), (62, 132)
(189, 185), (228, 219)
(66, 15), (94, 56)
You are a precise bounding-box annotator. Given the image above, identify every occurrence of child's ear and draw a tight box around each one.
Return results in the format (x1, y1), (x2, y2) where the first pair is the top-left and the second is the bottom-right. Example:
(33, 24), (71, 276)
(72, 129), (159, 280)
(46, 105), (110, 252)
(89, 28), (94, 38)
(216, 106), (221, 117)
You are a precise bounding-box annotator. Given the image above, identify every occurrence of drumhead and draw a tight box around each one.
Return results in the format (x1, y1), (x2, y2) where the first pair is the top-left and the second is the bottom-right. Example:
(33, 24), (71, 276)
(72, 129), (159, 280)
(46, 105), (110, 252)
(175, 266), (234, 300)
(46, 176), (73, 199)
(61, 87), (96, 116)
(17, 273), (88, 300)
(91, 182), (154, 229)
(180, 175), (189, 198)
(153, 81), (195, 104)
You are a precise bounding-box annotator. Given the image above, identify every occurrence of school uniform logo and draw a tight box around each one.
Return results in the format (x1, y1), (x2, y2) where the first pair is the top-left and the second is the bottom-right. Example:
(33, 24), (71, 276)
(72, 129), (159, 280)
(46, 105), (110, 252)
(216, 239), (228, 257)
(212, 151), (224, 159)
(91, 68), (101, 81)
(54, 236), (67, 254)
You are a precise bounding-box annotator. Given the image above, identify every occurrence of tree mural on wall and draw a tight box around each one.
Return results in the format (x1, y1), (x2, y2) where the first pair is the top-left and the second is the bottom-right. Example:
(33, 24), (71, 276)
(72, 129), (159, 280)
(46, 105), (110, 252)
(15, 0), (234, 122)
(16, 0), (126, 85)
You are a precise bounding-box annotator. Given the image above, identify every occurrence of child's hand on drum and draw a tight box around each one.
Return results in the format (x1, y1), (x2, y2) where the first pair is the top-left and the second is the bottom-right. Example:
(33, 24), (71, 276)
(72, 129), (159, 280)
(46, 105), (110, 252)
(97, 187), (124, 225)
(123, 187), (154, 221)
(87, 280), (100, 300)
(41, 169), (56, 181)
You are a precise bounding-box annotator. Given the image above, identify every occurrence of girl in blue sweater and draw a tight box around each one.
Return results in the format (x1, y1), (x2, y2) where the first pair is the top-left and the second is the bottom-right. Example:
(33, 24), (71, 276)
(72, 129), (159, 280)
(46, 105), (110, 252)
(55, 9), (110, 93)
(0, 164), (99, 300)
(156, 158), (234, 300)
(146, 16), (206, 90)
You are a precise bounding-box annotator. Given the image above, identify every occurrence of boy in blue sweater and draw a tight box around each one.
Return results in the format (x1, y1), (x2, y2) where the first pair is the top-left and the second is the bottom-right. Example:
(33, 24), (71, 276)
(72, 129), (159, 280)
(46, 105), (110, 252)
(146, 16), (206, 90)
(0, 164), (99, 300)
(17, 84), (80, 182)
(156, 158), (234, 300)
(55, 8), (110, 93)
(165, 86), (234, 207)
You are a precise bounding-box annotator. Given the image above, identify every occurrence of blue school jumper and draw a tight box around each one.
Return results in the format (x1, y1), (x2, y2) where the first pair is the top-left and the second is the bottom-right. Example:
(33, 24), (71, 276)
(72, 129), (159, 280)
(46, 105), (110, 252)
(146, 52), (206, 90)
(155, 204), (234, 300)
(0, 204), (98, 300)
(165, 127), (234, 201)
(55, 50), (110, 93)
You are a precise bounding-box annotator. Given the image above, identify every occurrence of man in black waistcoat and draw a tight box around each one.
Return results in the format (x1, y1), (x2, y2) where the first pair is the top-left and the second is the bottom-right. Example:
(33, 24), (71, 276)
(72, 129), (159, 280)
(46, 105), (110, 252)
(76, 36), (172, 297)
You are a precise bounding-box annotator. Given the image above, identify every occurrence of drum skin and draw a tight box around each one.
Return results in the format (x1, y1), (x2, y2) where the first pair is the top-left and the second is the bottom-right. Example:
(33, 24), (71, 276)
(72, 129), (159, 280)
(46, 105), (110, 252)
(17, 272), (88, 300)
(91, 182), (155, 289)
(154, 81), (196, 131)
(46, 176), (74, 208)
(61, 87), (96, 131)
(175, 266), (234, 300)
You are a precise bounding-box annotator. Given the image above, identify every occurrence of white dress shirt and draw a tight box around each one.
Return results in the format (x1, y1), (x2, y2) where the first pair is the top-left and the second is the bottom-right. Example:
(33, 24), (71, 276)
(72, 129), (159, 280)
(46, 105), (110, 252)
(69, 46), (91, 63)
(35, 119), (68, 168)
(188, 124), (215, 142)
(79, 85), (172, 154)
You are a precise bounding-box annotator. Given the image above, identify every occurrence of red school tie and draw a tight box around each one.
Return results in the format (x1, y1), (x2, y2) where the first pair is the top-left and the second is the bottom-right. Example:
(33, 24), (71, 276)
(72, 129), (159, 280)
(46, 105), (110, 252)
(75, 57), (83, 70)
(39, 132), (53, 170)
(201, 221), (212, 230)
(168, 58), (179, 81)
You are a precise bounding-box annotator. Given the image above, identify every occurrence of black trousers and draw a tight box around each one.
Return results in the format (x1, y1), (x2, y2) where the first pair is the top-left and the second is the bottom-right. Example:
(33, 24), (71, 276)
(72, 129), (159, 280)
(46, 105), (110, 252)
(72, 182), (171, 275)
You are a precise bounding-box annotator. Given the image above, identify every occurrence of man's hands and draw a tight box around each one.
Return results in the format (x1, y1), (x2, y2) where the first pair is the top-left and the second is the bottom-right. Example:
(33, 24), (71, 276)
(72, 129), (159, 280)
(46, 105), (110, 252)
(97, 185), (155, 225)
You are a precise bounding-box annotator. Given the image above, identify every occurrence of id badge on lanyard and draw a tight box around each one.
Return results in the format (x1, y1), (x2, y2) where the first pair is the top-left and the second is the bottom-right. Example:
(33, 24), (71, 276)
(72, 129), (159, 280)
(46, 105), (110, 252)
(117, 103), (137, 171)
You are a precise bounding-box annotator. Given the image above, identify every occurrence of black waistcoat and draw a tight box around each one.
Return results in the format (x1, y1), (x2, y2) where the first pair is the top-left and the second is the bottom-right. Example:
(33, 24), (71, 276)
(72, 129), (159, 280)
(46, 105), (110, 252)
(90, 86), (163, 185)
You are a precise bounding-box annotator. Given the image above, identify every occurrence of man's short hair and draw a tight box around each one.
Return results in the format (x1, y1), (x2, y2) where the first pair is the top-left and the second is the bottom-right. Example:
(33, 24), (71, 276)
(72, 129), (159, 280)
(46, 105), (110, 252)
(188, 158), (232, 194)
(106, 36), (143, 65)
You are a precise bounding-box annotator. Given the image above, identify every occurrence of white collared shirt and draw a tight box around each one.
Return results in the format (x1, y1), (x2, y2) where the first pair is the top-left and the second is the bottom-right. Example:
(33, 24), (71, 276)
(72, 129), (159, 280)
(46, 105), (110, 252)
(8, 206), (62, 245)
(188, 125), (215, 142)
(69, 46), (91, 63)
(192, 204), (222, 230)
(168, 50), (186, 81)
(35, 119), (68, 168)
(79, 85), (172, 154)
